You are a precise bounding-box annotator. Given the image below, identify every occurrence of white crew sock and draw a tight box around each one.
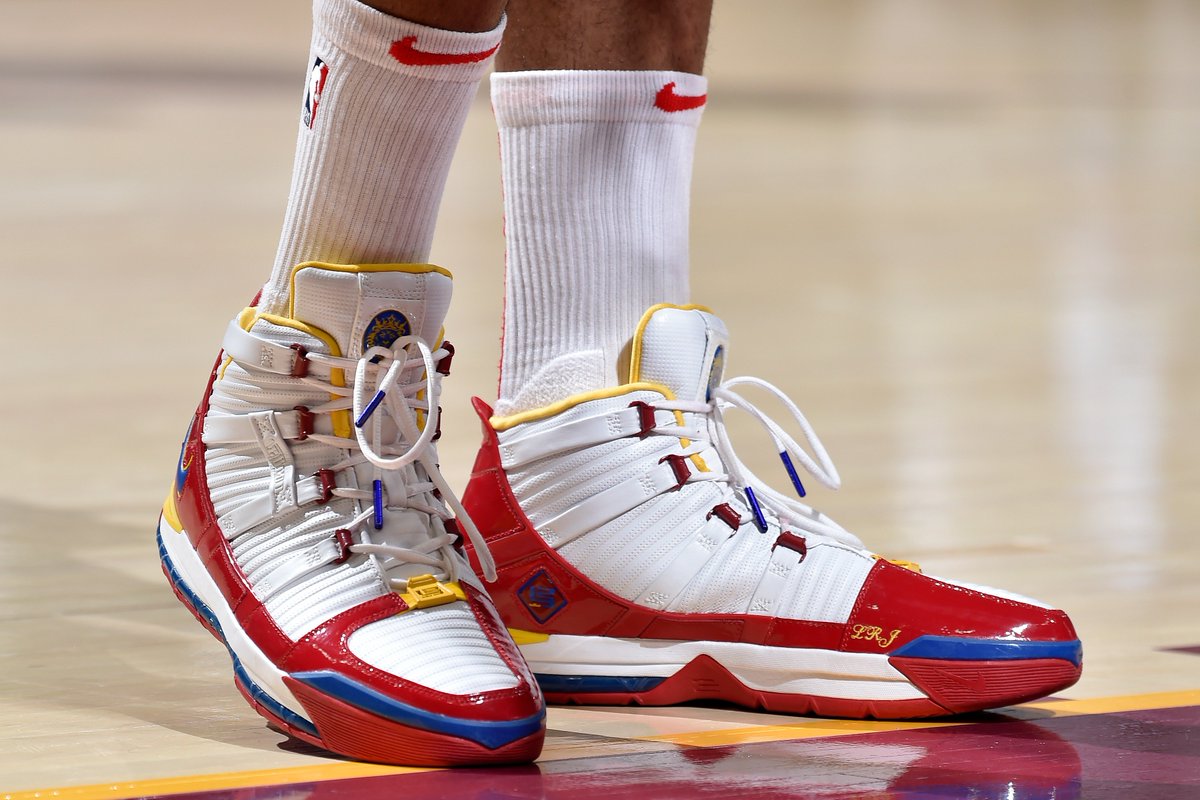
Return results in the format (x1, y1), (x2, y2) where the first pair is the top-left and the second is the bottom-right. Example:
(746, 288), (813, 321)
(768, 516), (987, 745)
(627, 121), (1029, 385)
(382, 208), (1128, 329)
(492, 69), (707, 415)
(260, 0), (504, 314)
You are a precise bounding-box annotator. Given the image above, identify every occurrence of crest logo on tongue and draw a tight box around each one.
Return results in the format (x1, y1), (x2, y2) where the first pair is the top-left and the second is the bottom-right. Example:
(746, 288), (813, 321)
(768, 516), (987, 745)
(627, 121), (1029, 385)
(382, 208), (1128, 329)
(706, 345), (725, 401)
(362, 309), (411, 353)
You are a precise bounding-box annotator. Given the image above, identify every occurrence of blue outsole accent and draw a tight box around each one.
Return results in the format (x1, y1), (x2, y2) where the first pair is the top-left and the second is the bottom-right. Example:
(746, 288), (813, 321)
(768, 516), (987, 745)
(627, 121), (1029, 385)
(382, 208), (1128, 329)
(290, 671), (546, 750)
(891, 635), (1083, 667)
(156, 528), (319, 737)
(533, 674), (667, 695)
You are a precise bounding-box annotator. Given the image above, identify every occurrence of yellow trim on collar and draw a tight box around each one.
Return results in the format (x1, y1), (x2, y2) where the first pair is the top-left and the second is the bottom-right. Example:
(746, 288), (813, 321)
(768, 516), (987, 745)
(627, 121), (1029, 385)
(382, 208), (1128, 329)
(286, 261), (453, 318)
(626, 303), (716, 472)
(236, 305), (258, 331)
(628, 302), (715, 383)
(489, 381), (710, 472)
(490, 382), (676, 431)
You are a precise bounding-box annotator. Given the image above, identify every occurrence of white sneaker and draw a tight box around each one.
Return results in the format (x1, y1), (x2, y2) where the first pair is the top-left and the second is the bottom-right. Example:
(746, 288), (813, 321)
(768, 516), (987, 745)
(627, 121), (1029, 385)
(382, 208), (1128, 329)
(158, 262), (544, 765)
(463, 303), (1081, 718)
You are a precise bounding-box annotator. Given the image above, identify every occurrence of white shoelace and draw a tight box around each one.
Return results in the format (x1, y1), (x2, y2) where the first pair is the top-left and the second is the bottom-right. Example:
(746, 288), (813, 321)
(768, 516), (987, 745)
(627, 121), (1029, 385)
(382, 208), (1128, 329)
(654, 376), (864, 549)
(294, 336), (496, 585)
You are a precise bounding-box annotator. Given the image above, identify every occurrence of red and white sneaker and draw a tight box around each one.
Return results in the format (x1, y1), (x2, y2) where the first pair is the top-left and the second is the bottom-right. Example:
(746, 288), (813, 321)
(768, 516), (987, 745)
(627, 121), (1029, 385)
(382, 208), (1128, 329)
(157, 262), (544, 766)
(462, 303), (1082, 718)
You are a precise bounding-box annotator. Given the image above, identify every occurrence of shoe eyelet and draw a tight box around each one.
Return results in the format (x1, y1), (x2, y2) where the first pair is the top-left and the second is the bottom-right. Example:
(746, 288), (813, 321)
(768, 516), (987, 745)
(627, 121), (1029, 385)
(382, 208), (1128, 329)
(435, 341), (455, 375)
(707, 503), (742, 531)
(332, 528), (354, 563)
(773, 531), (808, 561)
(315, 468), (336, 504)
(288, 343), (310, 378)
(659, 453), (692, 491)
(294, 406), (314, 440)
(629, 400), (658, 438)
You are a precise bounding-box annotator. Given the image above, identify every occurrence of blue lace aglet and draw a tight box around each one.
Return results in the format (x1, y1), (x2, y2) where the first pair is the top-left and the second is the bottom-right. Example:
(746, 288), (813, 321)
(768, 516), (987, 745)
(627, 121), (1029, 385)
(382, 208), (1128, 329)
(372, 479), (384, 530)
(355, 390), (386, 428)
(779, 451), (807, 498)
(744, 485), (769, 532)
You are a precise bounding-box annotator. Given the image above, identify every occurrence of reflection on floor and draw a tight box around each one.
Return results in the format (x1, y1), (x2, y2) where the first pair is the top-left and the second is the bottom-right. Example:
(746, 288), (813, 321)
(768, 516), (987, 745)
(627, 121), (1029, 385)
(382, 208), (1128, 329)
(146, 704), (1199, 800)
(3, 0), (1198, 797)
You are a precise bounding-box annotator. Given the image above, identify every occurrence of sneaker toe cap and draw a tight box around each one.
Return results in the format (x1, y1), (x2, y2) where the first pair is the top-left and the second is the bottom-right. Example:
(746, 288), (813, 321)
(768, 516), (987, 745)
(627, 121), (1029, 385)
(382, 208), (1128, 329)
(848, 560), (1079, 653)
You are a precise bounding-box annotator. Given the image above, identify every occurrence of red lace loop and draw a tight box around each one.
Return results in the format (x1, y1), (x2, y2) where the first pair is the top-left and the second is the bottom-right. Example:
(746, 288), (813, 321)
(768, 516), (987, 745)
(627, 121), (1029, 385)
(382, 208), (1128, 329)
(659, 453), (692, 491)
(707, 503), (742, 531)
(288, 343), (310, 378)
(333, 529), (354, 563)
(436, 341), (455, 375)
(629, 400), (658, 438)
(294, 406), (314, 441)
(773, 531), (808, 560)
(315, 468), (336, 504)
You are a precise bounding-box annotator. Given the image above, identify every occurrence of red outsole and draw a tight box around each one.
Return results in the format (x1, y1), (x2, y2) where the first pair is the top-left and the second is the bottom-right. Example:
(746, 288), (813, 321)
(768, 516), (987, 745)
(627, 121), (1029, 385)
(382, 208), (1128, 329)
(283, 675), (545, 766)
(890, 655), (1082, 714)
(538, 653), (1080, 719)
(163, 561), (545, 766)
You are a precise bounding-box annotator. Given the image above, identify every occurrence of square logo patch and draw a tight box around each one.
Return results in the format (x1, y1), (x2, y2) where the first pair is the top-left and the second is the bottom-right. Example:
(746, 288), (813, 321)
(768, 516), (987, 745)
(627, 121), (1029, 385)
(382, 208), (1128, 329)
(517, 568), (567, 623)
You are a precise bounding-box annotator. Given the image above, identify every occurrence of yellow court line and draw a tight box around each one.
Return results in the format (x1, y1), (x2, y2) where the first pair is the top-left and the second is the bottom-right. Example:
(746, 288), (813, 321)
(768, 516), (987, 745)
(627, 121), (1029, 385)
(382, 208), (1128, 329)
(637, 718), (971, 748)
(1018, 688), (1200, 717)
(636, 688), (1200, 748)
(2, 763), (427, 800)
(8, 688), (1198, 800)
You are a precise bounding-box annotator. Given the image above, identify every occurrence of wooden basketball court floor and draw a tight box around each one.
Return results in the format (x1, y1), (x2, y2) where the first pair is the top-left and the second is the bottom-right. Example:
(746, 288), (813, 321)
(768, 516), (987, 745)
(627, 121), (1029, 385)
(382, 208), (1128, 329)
(2, 1), (1198, 797)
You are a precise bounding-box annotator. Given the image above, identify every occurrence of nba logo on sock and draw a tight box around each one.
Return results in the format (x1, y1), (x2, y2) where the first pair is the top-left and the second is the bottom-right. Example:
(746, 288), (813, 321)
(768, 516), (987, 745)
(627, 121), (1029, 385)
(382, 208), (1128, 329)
(302, 57), (329, 129)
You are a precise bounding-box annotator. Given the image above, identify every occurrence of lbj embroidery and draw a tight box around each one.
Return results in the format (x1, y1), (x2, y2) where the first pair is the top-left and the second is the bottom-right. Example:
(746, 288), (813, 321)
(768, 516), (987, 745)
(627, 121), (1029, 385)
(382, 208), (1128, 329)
(849, 624), (901, 648)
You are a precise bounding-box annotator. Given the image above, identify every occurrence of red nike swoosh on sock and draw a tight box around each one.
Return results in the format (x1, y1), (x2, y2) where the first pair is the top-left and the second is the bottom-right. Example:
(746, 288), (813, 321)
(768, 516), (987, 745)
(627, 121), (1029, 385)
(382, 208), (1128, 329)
(389, 35), (500, 67)
(655, 81), (707, 112)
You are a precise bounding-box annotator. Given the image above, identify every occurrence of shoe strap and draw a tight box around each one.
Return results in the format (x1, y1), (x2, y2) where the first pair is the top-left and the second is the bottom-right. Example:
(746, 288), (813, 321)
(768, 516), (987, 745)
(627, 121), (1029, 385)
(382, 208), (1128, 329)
(538, 458), (692, 549)
(217, 471), (332, 537)
(202, 409), (308, 444)
(632, 515), (738, 611)
(499, 404), (669, 468)
(214, 410), (329, 537)
(253, 536), (346, 602)
(221, 319), (314, 377)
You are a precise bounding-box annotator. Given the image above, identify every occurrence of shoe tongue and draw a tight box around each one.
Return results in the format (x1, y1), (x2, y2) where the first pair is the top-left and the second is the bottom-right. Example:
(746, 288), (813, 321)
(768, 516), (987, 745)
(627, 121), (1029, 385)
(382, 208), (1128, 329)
(288, 263), (453, 358)
(631, 305), (729, 402)
(288, 264), (452, 579)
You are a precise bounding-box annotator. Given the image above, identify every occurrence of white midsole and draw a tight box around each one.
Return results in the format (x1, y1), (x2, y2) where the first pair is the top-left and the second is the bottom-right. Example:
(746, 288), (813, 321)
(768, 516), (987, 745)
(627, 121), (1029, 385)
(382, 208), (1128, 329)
(158, 515), (309, 722)
(520, 634), (925, 701)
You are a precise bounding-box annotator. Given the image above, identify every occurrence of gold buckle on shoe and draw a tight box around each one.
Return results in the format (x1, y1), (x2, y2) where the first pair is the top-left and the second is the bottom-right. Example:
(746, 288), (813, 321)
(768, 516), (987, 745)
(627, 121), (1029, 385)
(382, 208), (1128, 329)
(399, 574), (464, 610)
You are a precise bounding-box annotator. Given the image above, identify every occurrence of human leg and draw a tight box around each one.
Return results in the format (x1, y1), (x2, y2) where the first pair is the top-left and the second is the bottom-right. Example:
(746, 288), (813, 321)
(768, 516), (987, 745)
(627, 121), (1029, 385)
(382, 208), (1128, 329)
(260, 0), (505, 314)
(465, 1), (1082, 717)
(492, 0), (712, 413)
(159, 0), (546, 766)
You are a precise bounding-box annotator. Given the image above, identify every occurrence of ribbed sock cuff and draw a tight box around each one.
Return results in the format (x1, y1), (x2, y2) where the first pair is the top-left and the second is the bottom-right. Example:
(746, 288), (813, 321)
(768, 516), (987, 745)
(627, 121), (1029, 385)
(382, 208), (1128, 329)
(491, 69), (707, 127)
(314, 0), (505, 81)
